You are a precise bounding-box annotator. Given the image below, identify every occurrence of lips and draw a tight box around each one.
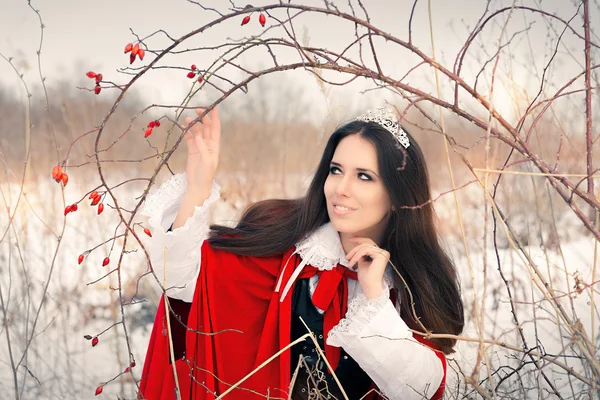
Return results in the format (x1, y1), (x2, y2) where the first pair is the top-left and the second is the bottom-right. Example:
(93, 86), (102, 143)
(331, 202), (356, 215)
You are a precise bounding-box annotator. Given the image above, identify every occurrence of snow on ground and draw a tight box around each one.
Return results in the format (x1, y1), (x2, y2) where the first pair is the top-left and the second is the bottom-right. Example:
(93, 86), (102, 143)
(1, 172), (599, 399)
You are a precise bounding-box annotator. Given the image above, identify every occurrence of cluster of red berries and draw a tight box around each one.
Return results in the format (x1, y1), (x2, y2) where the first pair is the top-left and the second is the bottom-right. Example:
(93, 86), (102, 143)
(65, 189), (104, 219)
(83, 14), (272, 397)
(51, 165), (68, 185)
(144, 119), (161, 138)
(124, 42), (145, 64)
(64, 203), (78, 216)
(186, 64), (203, 83)
(86, 72), (103, 95)
(76, 226), (150, 267)
(93, 361), (136, 395)
(241, 12), (266, 27)
(88, 190), (105, 215)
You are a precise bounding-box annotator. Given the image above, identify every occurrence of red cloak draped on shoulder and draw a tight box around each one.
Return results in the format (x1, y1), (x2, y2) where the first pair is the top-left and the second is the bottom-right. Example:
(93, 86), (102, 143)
(139, 241), (447, 399)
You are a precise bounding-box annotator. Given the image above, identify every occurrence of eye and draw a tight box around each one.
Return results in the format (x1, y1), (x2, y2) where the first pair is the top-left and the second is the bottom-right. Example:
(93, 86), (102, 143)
(358, 172), (373, 181)
(329, 166), (342, 175)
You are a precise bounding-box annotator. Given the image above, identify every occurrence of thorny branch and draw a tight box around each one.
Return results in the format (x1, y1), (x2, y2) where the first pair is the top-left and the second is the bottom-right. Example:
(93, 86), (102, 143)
(2, 1), (599, 399)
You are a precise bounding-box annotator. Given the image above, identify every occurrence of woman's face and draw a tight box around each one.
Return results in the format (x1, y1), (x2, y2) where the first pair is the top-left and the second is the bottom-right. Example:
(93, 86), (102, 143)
(324, 134), (392, 242)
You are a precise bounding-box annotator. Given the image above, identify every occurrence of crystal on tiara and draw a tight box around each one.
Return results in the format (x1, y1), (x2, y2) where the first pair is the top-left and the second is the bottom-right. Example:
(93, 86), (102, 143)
(356, 107), (410, 149)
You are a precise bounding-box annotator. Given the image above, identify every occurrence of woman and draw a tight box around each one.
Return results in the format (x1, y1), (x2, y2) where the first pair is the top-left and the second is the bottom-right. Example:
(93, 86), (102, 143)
(139, 106), (464, 400)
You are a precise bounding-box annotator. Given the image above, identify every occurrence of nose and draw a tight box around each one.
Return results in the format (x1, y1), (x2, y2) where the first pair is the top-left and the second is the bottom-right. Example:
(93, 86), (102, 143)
(335, 175), (352, 197)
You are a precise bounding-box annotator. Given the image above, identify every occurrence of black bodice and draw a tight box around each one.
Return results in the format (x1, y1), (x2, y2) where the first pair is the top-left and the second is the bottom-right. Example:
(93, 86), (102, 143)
(289, 278), (372, 399)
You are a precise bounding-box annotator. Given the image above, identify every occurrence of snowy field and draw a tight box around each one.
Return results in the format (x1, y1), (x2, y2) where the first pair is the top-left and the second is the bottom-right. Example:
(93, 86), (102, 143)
(1, 172), (598, 399)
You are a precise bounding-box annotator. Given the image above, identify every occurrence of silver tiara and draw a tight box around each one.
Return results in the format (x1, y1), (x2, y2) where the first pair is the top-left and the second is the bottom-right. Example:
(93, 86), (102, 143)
(356, 107), (410, 149)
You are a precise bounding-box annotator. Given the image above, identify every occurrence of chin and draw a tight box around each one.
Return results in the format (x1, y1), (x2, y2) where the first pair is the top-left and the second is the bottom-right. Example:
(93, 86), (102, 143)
(328, 217), (361, 235)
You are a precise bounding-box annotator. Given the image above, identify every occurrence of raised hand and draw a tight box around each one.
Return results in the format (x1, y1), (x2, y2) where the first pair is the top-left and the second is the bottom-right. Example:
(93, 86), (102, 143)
(182, 107), (221, 191)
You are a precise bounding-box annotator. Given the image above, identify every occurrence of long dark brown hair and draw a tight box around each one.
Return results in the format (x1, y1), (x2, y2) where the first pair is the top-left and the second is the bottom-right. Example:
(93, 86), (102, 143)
(209, 120), (464, 354)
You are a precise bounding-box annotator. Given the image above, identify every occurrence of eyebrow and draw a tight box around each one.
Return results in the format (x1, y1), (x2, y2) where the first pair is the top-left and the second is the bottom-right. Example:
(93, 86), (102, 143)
(330, 161), (380, 178)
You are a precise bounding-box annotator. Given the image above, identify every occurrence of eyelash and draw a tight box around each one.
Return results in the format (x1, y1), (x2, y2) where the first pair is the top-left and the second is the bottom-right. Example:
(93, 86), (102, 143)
(329, 166), (373, 181)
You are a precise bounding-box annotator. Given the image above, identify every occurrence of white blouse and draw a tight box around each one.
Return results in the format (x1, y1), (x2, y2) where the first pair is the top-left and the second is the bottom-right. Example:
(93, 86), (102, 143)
(141, 173), (444, 400)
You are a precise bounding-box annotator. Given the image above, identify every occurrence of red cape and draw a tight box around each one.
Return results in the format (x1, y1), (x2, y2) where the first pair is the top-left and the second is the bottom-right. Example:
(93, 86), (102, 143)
(139, 242), (446, 399)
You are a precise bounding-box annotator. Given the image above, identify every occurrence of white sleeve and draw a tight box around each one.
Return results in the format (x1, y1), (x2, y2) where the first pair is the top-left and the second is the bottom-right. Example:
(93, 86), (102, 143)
(141, 172), (220, 302)
(327, 285), (444, 399)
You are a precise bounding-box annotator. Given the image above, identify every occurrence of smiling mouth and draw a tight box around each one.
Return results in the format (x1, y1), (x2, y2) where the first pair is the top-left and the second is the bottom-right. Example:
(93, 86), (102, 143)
(332, 204), (356, 215)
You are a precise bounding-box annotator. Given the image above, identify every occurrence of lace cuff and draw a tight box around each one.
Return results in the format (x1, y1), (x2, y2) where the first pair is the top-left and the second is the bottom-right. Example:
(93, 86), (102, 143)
(327, 284), (444, 399)
(328, 284), (405, 347)
(142, 173), (220, 234)
(142, 173), (220, 302)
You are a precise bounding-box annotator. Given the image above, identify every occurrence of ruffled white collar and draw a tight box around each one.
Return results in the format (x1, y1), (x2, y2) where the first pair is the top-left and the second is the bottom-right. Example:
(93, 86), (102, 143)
(294, 222), (349, 271)
(275, 222), (350, 301)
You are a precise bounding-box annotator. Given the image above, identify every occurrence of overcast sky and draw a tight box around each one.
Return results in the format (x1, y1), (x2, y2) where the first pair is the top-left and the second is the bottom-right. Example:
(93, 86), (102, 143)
(0, 0), (593, 123)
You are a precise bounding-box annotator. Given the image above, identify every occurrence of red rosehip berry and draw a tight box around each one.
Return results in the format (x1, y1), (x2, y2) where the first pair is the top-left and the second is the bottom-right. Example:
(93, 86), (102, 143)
(124, 43), (133, 53)
(191, 64), (197, 71)
(64, 205), (72, 216)
(259, 13), (266, 27)
(61, 173), (69, 185)
(92, 337), (99, 347)
(198, 76), (203, 83)
(51, 165), (63, 180)
(138, 48), (145, 60)
(71, 203), (78, 212)
(132, 43), (140, 56)
(124, 367), (130, 373)
(91, 196), (101, 206)
(95, 386), (103, 396)
(94, 86), (101, 95)
(78, 254), (84, 264)
(154, 120), (160, 127)
(86, 71), (97, 79)
(95, 73), (103, 83)
(102, 257), (110, 266)
(144, 127), (153, 138)
(129, 53), (136, 64)
(187, 71), (196, 79)
(241, 15), (251, 25)
(97, 203), (104, 215)
(148, 120), (156, 128)
(130, 361), (136, 367)
(144, 228), (152, 237)
(89, 191), (98, 200)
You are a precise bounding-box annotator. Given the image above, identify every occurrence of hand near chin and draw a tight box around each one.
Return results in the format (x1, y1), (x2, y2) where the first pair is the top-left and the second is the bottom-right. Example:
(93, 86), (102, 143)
(345, 238), (390, 299)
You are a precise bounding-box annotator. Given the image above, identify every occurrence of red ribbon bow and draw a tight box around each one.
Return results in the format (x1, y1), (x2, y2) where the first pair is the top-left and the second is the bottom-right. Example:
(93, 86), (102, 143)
(295, 265), (358, 370)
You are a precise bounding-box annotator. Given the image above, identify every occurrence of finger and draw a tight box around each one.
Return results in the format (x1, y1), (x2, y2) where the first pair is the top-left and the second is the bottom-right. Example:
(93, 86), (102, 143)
(194, 134), (209, 158)
(345, 242), (367, 261)
(208, 107), (221, 141)
(181, 121), (195, 145)
(184, 117), (200, 137)
(183, 130), (193, 145)
(345, 242), (374, 261)
(352, 244), (387, 266)
(200, 111), (212, 140)
(194, 117), (207, 137)
(348, 246), (375, 269)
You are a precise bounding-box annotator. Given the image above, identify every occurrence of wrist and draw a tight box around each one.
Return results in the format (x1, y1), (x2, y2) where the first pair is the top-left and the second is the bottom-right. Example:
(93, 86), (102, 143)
(185, 184), (212, 205)
(362, 282), (384, 299)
